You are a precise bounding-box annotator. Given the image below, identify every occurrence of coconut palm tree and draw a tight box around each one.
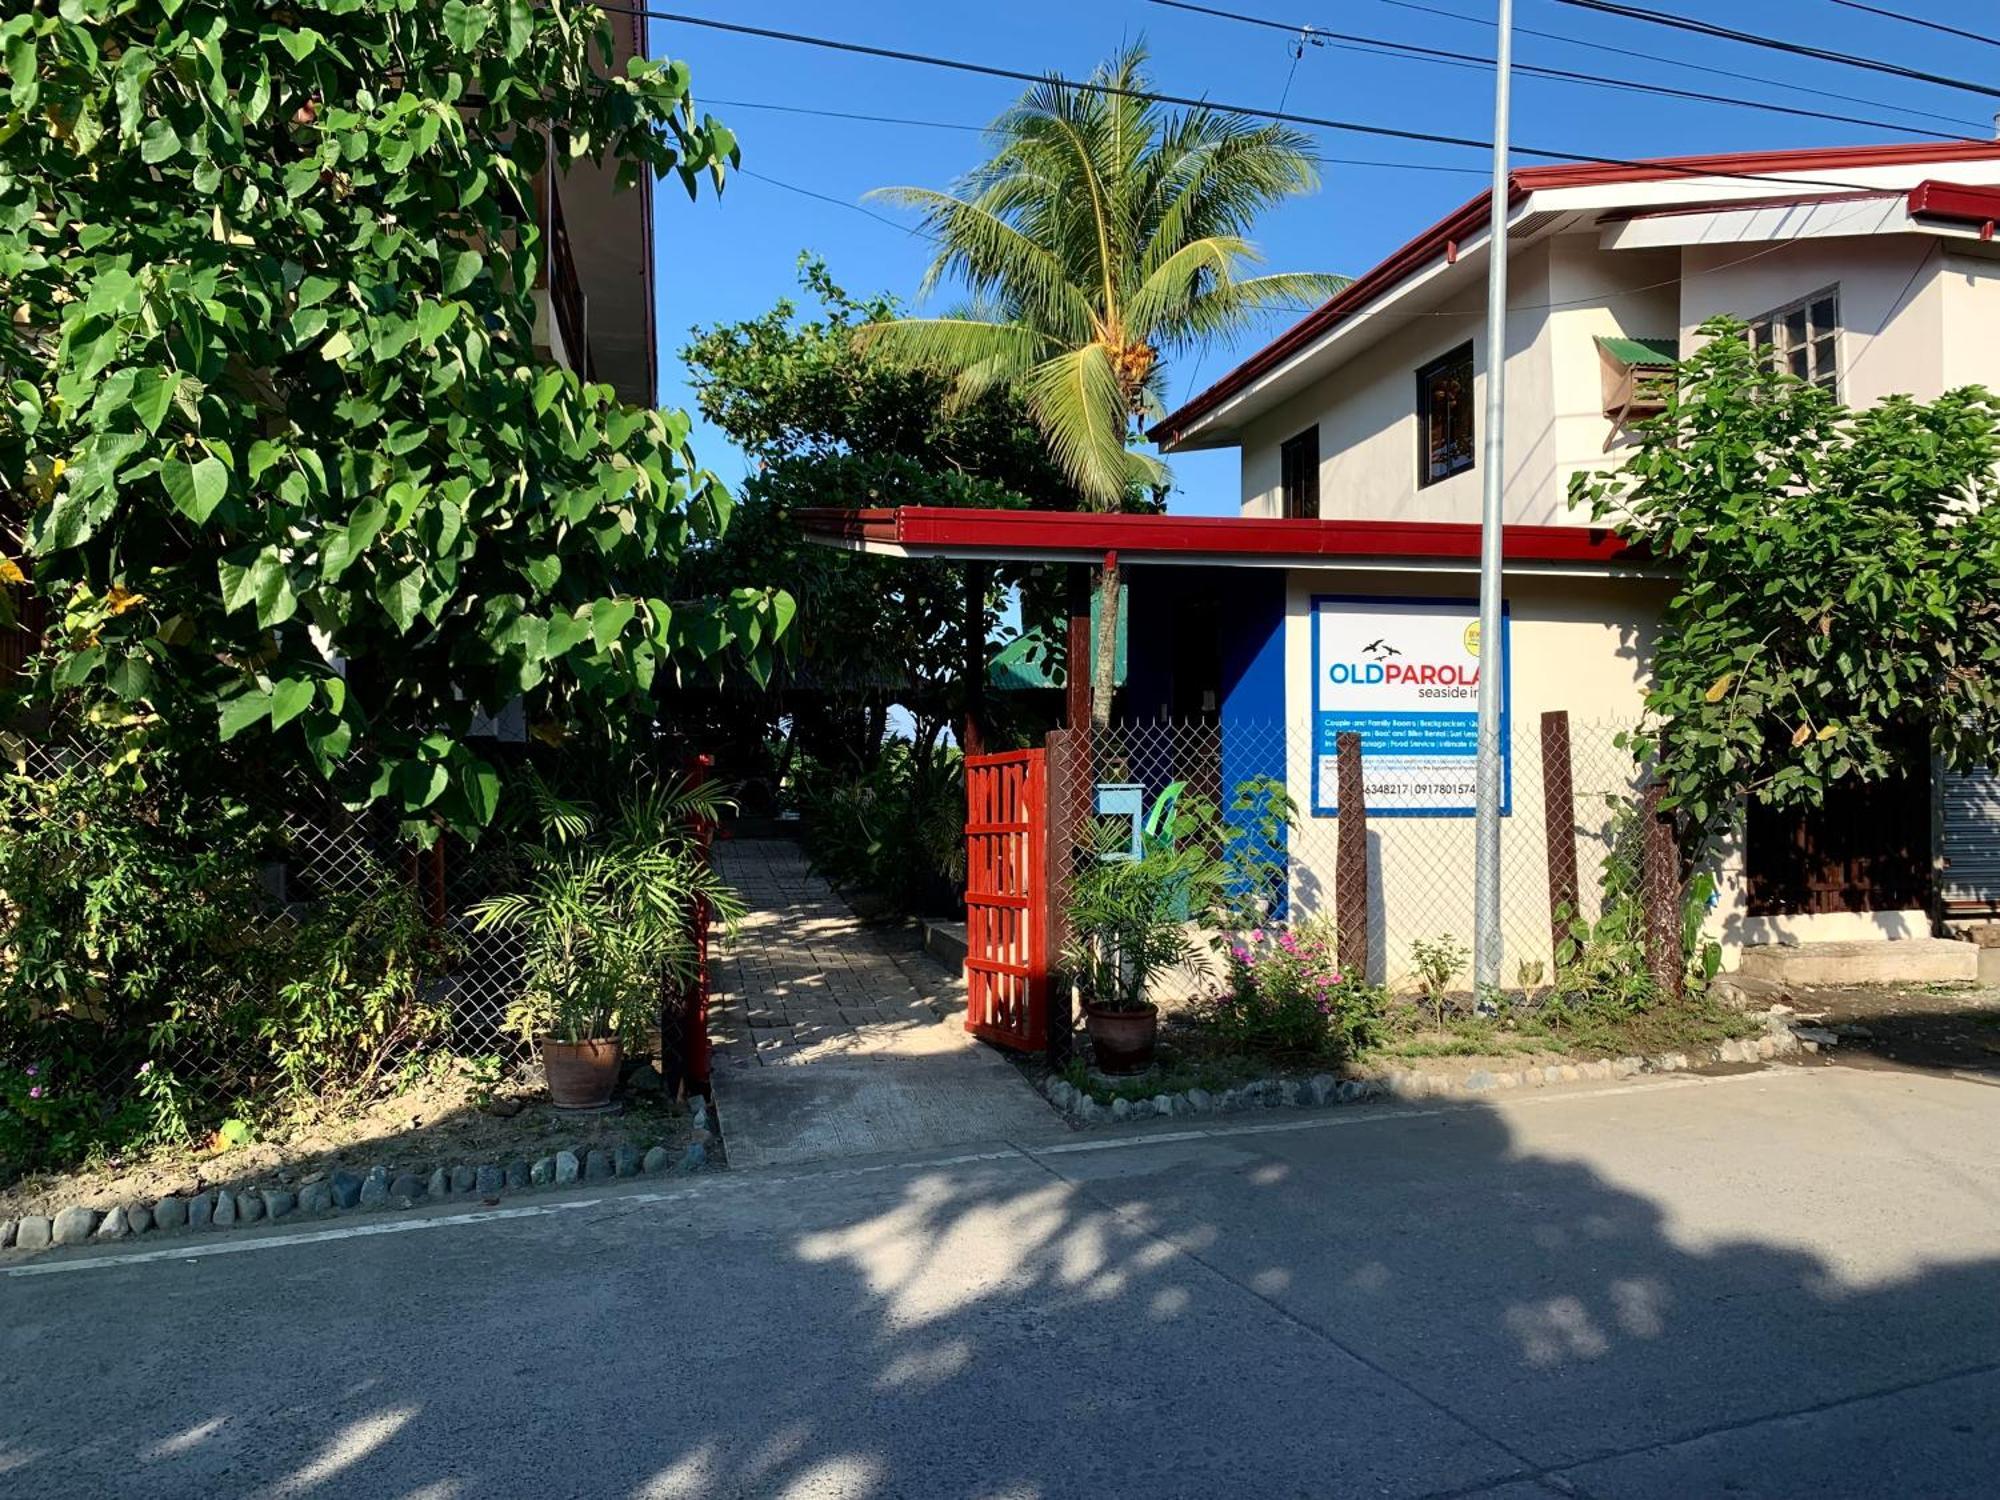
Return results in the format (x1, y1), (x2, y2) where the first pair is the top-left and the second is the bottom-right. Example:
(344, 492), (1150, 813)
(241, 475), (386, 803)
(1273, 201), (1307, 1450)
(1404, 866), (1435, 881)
(858, 43), (1347, 725)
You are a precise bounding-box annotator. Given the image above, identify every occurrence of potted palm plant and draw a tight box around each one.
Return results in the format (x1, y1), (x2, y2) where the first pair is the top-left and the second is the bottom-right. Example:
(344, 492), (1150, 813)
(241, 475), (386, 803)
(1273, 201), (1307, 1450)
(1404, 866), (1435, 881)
(1062, 835), (1225, 1074)
(470, 774), (741, 1110)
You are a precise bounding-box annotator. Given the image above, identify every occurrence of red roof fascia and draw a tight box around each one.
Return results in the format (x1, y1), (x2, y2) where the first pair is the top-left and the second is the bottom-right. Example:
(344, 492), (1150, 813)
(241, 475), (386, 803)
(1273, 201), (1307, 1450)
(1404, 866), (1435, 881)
(796, 506), (1639, 566)
(1151, 140), (2000, 449)
(1514, 139), (2000, 193)
(1148, 185), (1520, 449)
(1907, 179), (2000, 228)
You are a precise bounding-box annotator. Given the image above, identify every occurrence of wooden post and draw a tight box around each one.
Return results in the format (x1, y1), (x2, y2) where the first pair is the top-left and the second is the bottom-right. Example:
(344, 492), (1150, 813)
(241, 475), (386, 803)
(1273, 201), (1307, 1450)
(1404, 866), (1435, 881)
(1043, 727), (1075, 1064)
(1541, 710), (1579, 969)
(963, 560), (988, 757)
(1642, 781), (1684, 1003)
(1335, 731), (1369, 981)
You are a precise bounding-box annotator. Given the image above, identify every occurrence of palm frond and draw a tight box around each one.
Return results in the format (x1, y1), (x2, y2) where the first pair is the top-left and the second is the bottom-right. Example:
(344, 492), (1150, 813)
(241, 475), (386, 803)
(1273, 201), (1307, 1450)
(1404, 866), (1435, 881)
(865, 186), (1095, 339)
(853, 317), (1055, 395)
(1023, 345), (1157, 506)
(1177, 270), (1354, 343)
(862, 39), (1335, 514)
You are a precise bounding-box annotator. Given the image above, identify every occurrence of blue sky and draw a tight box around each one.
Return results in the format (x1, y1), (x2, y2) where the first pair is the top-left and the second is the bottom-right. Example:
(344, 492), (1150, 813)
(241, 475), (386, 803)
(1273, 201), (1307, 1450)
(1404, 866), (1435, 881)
(644, 0), (1997, 517)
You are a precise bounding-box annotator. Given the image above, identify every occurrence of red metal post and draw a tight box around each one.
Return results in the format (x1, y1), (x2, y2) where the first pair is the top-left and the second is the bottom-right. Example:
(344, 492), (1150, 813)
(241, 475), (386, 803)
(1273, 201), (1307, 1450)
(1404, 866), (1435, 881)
(682, 753), (717, 1097)
(1064, 563), (1093, 737)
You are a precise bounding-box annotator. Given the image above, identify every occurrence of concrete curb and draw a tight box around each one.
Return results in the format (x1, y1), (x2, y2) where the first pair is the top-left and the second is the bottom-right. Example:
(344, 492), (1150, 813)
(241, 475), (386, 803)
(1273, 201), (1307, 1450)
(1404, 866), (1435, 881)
(1, 1100), (716, 1259)
(1041, 1012), (1804, 1126)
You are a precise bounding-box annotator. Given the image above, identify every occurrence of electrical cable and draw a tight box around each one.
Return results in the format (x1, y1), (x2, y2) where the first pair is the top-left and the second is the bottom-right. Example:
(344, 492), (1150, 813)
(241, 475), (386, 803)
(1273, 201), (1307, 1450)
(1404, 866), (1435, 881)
(1361, 0), (1988, 130)
(603, 4), (1956, 191)
(1551, 0), (2000, 103)
(1147, 0), (1978, 143)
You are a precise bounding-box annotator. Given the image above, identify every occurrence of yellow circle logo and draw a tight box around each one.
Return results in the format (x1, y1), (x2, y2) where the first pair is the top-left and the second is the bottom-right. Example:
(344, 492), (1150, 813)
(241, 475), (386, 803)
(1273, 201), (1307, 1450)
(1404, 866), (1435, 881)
(1462, 620), (1481, 658)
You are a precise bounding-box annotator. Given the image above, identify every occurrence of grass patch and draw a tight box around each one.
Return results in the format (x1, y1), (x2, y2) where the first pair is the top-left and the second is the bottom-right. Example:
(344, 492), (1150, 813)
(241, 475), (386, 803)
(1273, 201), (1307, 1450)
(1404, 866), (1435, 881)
(1046, 993), (1765, 1105)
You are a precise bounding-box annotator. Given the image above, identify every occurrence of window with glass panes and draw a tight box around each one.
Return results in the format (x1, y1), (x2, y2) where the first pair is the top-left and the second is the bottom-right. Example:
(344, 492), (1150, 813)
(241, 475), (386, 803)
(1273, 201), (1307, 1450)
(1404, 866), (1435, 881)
(1416, 342), (1475, 487)
(1748, 288), (1839, 395)
(1280, 425), (1320, 518)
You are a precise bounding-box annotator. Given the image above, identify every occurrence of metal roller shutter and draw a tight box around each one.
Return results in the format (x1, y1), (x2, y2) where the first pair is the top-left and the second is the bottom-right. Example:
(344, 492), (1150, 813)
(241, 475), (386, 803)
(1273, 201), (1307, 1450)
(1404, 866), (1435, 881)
(1940, 769), (2000, 915)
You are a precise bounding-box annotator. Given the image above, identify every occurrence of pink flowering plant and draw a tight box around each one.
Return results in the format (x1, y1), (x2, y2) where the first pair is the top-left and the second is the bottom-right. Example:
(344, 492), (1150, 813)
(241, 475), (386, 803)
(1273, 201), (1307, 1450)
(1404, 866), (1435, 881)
(1209, 922), (1384, 1060)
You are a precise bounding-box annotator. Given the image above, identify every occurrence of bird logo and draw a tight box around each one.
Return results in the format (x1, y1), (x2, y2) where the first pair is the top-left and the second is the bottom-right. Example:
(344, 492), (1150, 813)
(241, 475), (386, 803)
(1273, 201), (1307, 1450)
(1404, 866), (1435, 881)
(1362, 638), (1402, 659)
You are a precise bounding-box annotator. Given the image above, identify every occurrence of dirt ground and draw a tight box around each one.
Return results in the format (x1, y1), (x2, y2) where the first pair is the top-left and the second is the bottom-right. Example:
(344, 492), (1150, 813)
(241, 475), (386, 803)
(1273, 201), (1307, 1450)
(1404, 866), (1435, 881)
(0, 1062), (701, 1220)
(1773, 983), (2000, 1074)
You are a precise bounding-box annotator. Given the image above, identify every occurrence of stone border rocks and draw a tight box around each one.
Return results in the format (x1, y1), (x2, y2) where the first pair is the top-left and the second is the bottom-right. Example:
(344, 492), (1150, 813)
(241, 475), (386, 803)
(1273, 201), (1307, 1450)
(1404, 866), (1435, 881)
(0, 1124), (715, 1259)
(1041, 1010), (1805, 1126)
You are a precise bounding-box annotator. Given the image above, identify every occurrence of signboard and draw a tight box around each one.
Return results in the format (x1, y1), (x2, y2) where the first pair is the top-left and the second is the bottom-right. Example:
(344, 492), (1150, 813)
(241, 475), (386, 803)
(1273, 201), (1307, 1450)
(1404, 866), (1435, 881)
(1311, 595), (1509, 817)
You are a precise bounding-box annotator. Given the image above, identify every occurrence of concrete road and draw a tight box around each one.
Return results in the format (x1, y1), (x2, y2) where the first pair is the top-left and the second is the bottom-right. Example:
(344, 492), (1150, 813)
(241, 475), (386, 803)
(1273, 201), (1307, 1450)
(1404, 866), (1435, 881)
(6, 1067), (2000, 1499)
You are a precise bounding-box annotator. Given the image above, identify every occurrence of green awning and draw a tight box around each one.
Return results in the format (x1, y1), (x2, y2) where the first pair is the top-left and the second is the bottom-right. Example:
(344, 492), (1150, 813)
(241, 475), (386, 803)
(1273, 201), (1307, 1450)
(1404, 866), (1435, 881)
(1595, 335), (1678, 368)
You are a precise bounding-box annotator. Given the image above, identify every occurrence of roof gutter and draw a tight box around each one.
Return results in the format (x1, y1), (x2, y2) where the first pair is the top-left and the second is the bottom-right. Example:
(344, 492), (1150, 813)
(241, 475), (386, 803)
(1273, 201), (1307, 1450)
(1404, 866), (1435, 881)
(795, 506), (1649, 574)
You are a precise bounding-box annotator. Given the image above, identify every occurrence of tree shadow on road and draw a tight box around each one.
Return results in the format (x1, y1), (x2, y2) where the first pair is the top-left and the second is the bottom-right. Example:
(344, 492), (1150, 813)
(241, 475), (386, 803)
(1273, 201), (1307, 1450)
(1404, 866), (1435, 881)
(7, 1075), (2000, 1498)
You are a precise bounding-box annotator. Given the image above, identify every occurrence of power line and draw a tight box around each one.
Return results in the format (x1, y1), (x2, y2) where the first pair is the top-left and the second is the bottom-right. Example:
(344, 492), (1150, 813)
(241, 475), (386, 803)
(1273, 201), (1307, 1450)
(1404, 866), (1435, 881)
(738, 167), (924, 237)
(1552, 0), (2000, 104)
(611, 5), (1939, 191)
(1824, 1), (2000, 52)
(740, 155), (1899, 337)
(1363, 0), (1989, 132)
(1148, 0), (1976, 142)
(708, 95), (1493, 174)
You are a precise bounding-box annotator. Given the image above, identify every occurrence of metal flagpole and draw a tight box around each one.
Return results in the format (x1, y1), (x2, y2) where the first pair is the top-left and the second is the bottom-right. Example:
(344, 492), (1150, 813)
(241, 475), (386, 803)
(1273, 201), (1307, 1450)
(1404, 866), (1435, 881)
(1472, 0), (1514, 993)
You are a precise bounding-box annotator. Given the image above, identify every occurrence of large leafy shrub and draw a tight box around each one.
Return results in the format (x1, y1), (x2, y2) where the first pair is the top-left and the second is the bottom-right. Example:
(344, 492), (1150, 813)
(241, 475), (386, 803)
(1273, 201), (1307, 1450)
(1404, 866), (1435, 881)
(1574, 319), (2000, 842)
(0, 738), (452, 1177)
(797, 738), (967, 915)
(0, 0), (787, 837)
(1210, 922), (1384, 1060)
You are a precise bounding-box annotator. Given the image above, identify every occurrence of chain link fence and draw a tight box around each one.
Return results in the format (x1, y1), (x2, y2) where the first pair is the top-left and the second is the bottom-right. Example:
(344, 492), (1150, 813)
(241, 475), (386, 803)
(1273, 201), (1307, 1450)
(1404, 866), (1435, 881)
(1046, 713), (1686, 1044)
(5, 732), (713, 1114)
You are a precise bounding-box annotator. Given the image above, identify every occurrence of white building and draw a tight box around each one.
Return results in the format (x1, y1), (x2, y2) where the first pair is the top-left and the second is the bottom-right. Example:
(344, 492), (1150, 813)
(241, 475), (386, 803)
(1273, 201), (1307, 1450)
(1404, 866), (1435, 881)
(808, 140), (2000, 987)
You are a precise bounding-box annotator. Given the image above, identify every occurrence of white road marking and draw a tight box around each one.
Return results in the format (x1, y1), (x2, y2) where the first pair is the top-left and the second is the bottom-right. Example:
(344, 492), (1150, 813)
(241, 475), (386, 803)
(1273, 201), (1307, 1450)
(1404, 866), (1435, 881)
(4, 1068), (1810, 1280)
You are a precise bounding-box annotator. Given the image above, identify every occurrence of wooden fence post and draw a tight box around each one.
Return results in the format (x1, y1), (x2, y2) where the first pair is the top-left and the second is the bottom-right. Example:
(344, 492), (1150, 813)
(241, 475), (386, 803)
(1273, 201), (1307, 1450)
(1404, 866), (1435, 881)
(1043, 727), (1075, 1064)
(1335, 731), (1369, 981)
(1541, 710), (1579, 969)
(963, 560), (988, 757)
(1642, 781), (1684, 1003)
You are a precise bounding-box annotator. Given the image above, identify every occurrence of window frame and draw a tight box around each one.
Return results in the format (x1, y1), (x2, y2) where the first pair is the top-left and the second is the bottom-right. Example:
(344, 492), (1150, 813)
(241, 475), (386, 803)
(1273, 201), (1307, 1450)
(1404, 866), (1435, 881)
(1747, 285), (1840, 396)
(1279, 424), (1320, 519)
(1415, 340), (1477, 489)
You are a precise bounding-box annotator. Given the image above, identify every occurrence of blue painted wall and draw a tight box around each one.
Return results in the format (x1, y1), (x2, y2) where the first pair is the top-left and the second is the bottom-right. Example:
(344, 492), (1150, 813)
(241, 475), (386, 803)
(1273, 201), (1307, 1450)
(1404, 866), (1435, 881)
(1108, 566), (1291, 919)
(1217, 570), (1290, 920)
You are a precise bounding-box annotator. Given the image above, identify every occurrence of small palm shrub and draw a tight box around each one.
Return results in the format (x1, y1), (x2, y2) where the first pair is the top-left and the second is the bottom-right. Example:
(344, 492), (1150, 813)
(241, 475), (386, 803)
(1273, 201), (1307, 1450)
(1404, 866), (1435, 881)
(1062, 829), (1227, 1013)
(470, 775), (743, 1046)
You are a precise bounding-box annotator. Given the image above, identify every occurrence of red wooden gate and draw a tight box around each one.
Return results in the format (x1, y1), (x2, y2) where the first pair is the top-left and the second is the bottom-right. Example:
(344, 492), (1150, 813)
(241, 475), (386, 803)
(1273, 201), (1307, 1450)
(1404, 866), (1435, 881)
(964, 748), (1048, 1051)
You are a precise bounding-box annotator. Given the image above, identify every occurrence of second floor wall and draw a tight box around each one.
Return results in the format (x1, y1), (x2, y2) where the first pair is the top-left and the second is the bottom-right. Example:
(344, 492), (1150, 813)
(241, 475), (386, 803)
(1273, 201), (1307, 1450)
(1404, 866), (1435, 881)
(1237, 226), (2000, 529)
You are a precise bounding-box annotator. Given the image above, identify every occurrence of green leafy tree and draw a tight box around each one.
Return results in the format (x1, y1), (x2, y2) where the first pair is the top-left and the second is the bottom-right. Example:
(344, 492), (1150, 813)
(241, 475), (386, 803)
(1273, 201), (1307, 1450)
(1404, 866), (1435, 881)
(682, 260), (1078, 775)
(0, 0), (789, 836)
(858, 43), (1345, 724)
(1573, 317), (2000, 844)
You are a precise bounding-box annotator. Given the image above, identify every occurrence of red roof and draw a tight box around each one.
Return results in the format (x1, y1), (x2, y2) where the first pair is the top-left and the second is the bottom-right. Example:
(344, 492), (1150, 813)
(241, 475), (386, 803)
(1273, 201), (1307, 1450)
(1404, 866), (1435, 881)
(1150, 139), (2000, 449)
(797, 507), (1641, 568)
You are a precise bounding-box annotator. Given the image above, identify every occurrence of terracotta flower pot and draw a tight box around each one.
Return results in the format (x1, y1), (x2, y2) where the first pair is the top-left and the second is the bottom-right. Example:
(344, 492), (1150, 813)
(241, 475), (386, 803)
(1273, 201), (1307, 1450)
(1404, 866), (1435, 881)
(1083, 1002), (1158, 1076)
(541, 1037), (623, 1110)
